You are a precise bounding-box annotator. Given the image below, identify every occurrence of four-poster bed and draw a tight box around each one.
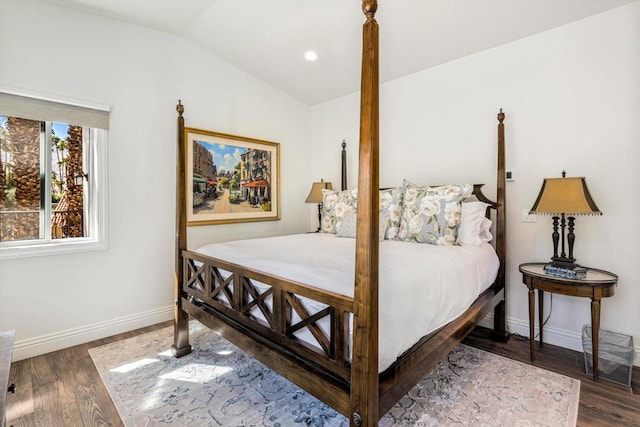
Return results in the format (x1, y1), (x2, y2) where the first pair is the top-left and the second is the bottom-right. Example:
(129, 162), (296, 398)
(172, 1), (508, 425)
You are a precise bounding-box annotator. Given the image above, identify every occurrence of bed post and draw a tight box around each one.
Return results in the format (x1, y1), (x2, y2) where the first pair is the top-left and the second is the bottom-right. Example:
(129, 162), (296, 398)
(350, 1), (379, 426)
(172, 100), (192, 357)
(341, 140), (347, 191)
(491, 109), (509, 342)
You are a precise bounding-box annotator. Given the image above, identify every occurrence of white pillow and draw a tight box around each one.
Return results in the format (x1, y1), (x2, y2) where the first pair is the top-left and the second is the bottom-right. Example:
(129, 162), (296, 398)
(336, 210), (390, 241)
(457, 201), (491, 246)
(478, 217), (493, 243)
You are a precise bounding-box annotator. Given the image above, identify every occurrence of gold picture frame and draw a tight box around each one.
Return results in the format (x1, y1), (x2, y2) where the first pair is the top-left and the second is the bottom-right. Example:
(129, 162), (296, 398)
(185, 127), (280, 226)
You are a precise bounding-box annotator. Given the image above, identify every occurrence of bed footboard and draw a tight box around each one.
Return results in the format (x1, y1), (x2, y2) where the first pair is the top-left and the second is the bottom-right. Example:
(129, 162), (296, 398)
(181, 249), (355, 383)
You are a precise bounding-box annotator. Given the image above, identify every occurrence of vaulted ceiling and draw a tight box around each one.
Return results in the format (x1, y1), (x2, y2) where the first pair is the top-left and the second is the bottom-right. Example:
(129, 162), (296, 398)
(38, 0), (637, 105)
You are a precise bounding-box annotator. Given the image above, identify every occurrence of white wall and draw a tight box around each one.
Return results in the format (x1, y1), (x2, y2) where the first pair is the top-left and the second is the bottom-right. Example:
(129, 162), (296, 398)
(311, 3), (640, 363)
(0, 0), (311, 360)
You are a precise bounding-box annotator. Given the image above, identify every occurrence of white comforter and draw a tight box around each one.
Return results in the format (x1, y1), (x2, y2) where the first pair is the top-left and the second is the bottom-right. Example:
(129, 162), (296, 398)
(195, 233), (499, 371)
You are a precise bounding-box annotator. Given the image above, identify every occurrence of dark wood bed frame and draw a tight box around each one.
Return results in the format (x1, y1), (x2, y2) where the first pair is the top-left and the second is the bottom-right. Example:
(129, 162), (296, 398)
(172, 2), (508, 425)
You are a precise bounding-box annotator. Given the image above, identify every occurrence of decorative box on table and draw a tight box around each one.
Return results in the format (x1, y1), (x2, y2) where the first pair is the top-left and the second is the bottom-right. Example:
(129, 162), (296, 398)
(544, 264), (587, 279)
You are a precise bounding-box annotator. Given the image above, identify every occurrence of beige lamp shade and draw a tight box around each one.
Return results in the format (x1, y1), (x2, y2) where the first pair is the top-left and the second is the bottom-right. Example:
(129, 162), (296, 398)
(529, 177), (601, 216)
(305, 180), (333, 203)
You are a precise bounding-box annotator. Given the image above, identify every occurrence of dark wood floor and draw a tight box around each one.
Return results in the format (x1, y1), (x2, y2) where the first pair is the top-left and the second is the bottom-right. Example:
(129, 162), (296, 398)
(6, 323), (639, 426)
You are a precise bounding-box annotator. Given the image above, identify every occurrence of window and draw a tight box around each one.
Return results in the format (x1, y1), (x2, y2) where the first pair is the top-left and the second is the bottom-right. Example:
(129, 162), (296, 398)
(0, 90), (108, 259)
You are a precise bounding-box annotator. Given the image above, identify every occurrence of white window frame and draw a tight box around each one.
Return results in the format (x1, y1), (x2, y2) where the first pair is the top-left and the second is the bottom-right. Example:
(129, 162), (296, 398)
(0, 88), (109, 260)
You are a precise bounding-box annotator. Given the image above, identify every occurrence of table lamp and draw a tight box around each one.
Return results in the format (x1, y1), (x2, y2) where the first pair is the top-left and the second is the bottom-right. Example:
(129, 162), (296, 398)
(305, 179), (332, 232)
(529, 171), (601, 269)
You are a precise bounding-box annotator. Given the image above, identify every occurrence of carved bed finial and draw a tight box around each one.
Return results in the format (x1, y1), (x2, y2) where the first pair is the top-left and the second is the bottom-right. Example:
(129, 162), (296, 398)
(176, 100), (184, 117)
(362, 0), (378, 17)
(497, 108), (505, 124)
(342, 139), (346, 149)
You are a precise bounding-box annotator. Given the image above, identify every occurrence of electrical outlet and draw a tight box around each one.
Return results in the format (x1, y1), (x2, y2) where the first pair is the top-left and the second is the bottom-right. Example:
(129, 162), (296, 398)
(506, 169), (515, 181)
(521, 209), (536, 223)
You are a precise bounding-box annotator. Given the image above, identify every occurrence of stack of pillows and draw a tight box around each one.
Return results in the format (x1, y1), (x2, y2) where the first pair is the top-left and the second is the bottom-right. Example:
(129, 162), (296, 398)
(321, 179), (492, 246)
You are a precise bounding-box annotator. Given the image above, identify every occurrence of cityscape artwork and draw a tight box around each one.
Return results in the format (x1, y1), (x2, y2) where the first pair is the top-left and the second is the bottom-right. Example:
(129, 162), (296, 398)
(185, 128), (280, 225)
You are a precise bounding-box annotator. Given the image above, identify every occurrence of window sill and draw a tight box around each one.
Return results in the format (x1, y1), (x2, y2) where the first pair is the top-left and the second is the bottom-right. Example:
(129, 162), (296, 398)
(0, 238), (108, 260)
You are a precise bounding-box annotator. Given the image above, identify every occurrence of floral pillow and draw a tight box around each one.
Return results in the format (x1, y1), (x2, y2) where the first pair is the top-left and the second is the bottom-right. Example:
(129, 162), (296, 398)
(398, 182), (473, 245)
(379, 187), (404, 240)
(323, 187), (404, 237)
(321, 188), (358, 233)
(336, 209), (390, 241)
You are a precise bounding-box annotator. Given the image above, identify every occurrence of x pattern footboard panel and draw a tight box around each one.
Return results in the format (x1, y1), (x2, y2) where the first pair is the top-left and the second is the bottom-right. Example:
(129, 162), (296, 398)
(286, 294), (332, 357)
(210, 266), (234, 307)
(182, 250), (353, 379)
(240, 277), (274, 327)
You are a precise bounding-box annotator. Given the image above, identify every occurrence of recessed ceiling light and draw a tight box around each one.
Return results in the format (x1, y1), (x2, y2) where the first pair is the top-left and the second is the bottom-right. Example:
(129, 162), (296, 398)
(304, 50), (318, 61)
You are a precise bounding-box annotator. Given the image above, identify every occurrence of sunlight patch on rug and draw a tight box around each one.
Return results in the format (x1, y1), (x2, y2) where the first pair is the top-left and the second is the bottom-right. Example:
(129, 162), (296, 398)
(89, 322), (580, 426)
(158, 363), (234, 383)
(111, 358), (160, 373)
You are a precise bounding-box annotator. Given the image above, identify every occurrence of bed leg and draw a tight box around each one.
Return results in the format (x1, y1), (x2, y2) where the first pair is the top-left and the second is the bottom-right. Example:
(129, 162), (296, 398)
(172, 298), (192, 357)
(490, 299), (510, 342)
(171, 254), (191, 357)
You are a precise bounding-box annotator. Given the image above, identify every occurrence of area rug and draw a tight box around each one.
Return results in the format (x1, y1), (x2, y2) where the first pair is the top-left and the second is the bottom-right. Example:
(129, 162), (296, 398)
(89, 322), (580, 426)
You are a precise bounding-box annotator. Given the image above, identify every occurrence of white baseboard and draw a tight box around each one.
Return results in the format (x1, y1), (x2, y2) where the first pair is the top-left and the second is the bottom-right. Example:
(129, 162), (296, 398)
(479, 314), (640, 367)
(12, 307), (638, 368)
(12, 306), (173, 361)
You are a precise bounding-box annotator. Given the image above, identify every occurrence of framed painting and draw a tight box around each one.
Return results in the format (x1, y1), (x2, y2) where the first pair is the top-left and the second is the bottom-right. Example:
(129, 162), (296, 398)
(185, 127), (280, 226)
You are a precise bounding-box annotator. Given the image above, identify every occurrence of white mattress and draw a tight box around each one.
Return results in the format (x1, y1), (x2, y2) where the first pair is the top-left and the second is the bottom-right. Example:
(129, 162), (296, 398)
(195, 233), (499, 371)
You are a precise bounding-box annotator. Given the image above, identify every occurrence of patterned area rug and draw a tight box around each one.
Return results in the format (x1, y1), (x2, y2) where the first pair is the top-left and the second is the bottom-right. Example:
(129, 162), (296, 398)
(89, 322), (580, 426)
